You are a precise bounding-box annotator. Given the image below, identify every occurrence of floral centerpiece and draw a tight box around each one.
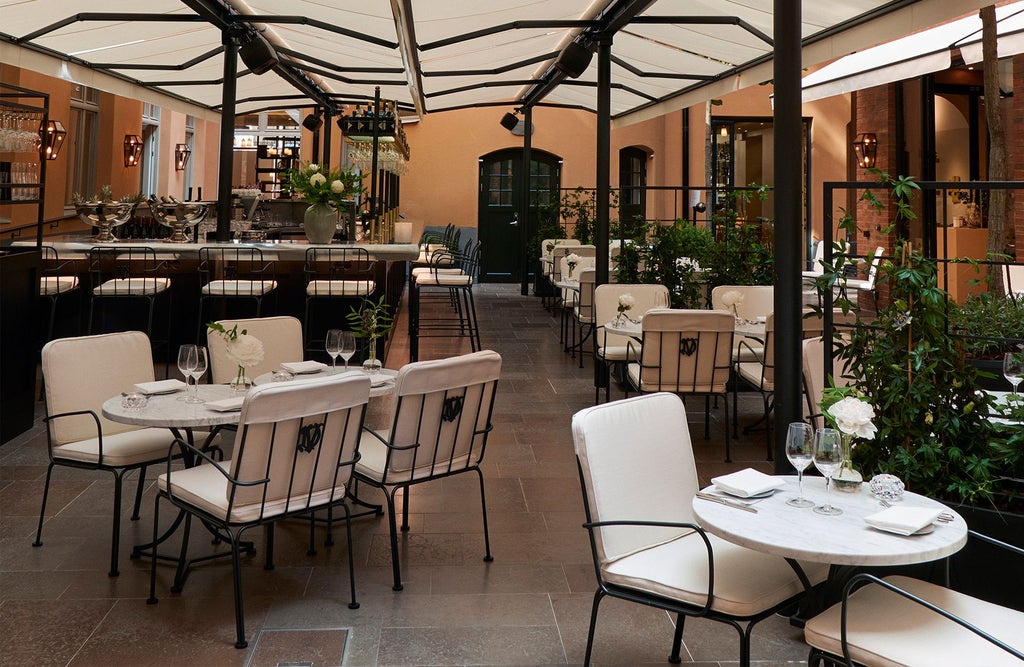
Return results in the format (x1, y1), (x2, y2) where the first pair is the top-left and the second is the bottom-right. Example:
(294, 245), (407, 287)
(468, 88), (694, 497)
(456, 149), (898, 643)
(285, 162), (364, 244)
(614, 293), (636, 327)
(821, 389), (876, 492)
(720, 289), (744, 321)
(565, 252), (582, 280)
(207, 322), (264, 391)
(346, 295), (394, 373)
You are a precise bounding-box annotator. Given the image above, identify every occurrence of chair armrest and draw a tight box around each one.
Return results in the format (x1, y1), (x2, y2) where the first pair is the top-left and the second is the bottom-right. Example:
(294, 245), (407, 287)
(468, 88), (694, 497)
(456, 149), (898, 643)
(736, 338), (765, 364)
(838, 572), (1024, 665)
(968, 529), (1024, 557)
(360, 425), (418, 451)
(44, 409), (105, 460)
(162, 438), (270, 503)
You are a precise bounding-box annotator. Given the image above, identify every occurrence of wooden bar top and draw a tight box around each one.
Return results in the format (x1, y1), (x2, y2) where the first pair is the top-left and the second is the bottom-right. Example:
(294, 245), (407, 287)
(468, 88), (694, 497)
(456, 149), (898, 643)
(13, 238), (420, 261)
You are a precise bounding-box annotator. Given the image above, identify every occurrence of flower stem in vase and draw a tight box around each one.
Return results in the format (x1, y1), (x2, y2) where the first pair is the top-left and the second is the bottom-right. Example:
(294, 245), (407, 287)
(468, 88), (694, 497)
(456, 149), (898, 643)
(362, 337), (382, 374)
(230, 365), (253, 392)
(832, 432), (864, 492)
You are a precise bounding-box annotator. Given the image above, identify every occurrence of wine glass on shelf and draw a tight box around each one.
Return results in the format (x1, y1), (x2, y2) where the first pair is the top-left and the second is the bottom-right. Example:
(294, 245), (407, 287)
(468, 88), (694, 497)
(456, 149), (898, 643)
(812, 428), (843, 516)
(176, 344), (197, 401)
(1003, 351), (1024, 395)
(339, 331), (356, 371)
(326, 329), (342, 373)
(186, 346), (207, 404)
(785, 422), (815, 508)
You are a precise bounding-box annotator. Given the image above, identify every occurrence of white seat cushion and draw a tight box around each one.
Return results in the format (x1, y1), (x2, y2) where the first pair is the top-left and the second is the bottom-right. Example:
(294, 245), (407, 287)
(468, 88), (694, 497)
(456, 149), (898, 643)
(40, 275), (79, 296)
(804, 575), (1024, 667)
(306, 280), (375, 297)
(94, 278), (171, 296)
(157, 458), (345, 524)
(603, 531), (827, 618)
(415, 274), (473, 286)
(736, 360), (772, 391)
(355, 429), (472, 485)
(54, 427), (175, 467)
(202, 279), (277, 296)
(411, 267), (464, 276)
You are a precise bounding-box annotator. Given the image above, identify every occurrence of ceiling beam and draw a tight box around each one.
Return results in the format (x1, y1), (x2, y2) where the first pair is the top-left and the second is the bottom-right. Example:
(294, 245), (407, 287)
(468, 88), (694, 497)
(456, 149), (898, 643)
(391, 0), (426, 116)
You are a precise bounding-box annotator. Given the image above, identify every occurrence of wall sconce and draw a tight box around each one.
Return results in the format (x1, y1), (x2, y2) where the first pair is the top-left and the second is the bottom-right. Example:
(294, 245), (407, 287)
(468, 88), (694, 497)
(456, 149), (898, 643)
(174, 143), (191, 171)
(124, 134), (143, 167)
(40, 120), (67, 160)
(500, 111), (519, 131)
(302, 112), (323, 132)
(853, 132), (878, 169)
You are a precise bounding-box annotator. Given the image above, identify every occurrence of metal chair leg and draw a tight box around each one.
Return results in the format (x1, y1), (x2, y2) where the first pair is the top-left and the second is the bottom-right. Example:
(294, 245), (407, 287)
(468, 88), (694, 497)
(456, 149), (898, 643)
(476, 467), (493, 562)
(32, 462), (55, 548)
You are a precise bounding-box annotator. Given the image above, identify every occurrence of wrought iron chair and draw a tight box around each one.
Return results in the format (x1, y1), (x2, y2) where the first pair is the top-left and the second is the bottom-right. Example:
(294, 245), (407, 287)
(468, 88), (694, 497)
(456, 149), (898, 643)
(573, 393), (827, 666)
(408, 240), (482, 362)
(148, 372), (371, 649)
(302, 246), (376, 356)
(206, 316), (304, 384)
(87, 246), (172, 358)
(36, 331), (178, 576)
(592, 283), (670, 403)
(197, 246), (278, 340)
(39, 245), (80, 342)
(353, 350), (502, 591)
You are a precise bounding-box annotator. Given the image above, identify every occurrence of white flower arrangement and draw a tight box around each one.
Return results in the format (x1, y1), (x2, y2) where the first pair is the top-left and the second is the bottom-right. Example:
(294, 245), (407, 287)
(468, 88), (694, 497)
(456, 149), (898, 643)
(827, 396), (877, 440)
(720, 289), (744, 318)
(614, 293), (636, 325)
(565, 252), (582, 278)
(208, 322), (265, 388)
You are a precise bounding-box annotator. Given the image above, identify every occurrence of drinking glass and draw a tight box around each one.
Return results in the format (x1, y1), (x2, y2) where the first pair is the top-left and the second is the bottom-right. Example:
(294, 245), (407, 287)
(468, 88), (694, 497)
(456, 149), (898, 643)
(785, 422), (815, 508)
(176, 344), (197, 401)
(326, 329), (343, 372)
(339, 331), (356, 371)
(186, 346), (207, 404)
(1004, 352), (1024, 395)
(813, 428), (843, 515)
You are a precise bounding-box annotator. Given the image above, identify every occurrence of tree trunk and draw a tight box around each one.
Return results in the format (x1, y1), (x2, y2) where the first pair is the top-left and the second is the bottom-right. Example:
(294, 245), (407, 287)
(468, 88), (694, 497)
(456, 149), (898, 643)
(981, 4), (1011, 295)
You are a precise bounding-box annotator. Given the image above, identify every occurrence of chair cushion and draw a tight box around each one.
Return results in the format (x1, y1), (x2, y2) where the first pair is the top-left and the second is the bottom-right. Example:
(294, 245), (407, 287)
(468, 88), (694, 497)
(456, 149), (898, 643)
(736, 361), (773, 391)
(626, 363), (729, 394)
(41, 275), (79, 296)
(415, 274), (473, 286)
(603, 531), (827, 618)
(157, 459), (345, 523)
(411, 267), (464, 276)
(306, 280), (375, 297)
(355, 428), (472, 485)
(54, 427), (175, 467)
(804, 575), (1024, 667)
(202, 280), (277, 296)
(94, 278), (171, 295)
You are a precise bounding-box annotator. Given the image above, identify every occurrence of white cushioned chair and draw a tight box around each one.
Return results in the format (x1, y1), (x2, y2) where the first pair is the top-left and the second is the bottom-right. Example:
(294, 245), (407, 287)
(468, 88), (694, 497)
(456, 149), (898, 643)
(710, 284), (773, 363)
(593, 283), (670, 403)
(624, 308), (735, 460)
(354, 350), (502, 591)
(303, 246), (376, 356)
(840, 245), (884, 311)
(409, 241), (482, 362)
(573, 393), (827, 666)
(207, 316), (304, 384)
(36, 331), (178, 577)
(149, 372), (371, 649)
(39, 245), (80, 342)
(87, 247), (172, 359)
(804, 532), (1024, 666)
(197, 247), (277, 340)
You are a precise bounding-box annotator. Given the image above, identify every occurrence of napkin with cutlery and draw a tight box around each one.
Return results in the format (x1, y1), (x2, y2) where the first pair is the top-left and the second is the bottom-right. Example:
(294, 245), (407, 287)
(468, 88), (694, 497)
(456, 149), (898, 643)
(133, 379), (187, 395)
(710, 468), (786, 498)
(280, 361), (329, 374)
(864, 506), (942, 536)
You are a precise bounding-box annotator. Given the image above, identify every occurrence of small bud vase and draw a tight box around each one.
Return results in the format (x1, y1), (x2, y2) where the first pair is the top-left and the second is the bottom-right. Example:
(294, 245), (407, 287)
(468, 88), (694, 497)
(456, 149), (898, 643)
(362, 338), (382, 374)
(832, 432), (864, 492)
(230, 365), (253, 392)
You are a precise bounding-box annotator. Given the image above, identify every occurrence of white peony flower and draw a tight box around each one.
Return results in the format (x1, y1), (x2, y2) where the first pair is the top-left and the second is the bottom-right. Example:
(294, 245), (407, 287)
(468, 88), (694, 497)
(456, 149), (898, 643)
(618, 293), (636, 311)
(720, 289), (744, 308)
(308, 164), (319, 173)
(565, 253), (582, 265)
(309, 172), (326, 187)
(330, 180), (344, 194)
(828, 396), (877, 439)
(226, 334), (264, 368)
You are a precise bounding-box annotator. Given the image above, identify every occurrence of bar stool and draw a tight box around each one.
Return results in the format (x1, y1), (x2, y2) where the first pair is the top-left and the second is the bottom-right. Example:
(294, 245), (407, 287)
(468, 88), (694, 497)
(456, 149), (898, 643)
(303, 246), (376, 356)
(197, 246), (277, 340)
(409, 240), (481, 361)
(39, 245), (80, 342)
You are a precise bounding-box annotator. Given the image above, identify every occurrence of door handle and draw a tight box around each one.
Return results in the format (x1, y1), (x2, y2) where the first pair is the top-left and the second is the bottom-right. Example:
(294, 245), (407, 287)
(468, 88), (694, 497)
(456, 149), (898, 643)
(509, 213), (518, 226)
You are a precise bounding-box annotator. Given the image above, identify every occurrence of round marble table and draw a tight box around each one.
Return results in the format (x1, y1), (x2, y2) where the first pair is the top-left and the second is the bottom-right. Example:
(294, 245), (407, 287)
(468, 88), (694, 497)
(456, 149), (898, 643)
(692, 475), (968, 567)
(102, 383), (244, 432)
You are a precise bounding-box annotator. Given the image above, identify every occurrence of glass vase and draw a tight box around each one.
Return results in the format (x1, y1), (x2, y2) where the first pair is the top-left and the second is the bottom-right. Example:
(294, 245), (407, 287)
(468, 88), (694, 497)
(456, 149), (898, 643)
(832, 432), (864, 492)
(230, 365), (253, 392)
(362, 338), (382, 374)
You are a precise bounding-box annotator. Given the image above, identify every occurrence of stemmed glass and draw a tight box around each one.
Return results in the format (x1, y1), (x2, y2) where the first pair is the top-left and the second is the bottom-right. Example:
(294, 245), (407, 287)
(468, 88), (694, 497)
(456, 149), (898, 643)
(1003, 352), (1024, 395)
(186, 346), (207, 404)
(339, 331), (356, 371)
(176, 344), (197, 401)
(785, 422), (816, 508)
(812, 428), (844, 516)
(326, 329), (342, 373)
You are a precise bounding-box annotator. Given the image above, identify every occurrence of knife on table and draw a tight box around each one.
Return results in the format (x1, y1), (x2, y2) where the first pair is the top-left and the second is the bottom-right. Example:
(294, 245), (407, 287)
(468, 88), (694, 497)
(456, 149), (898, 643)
(695, 492), (759, 513)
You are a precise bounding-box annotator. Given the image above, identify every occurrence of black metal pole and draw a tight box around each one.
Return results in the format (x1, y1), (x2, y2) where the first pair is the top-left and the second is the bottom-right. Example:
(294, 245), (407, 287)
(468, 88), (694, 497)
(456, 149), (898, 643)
(215, 31), (239, 242)
(595, 35), (611, 287)
(520, 106), (532, 296)
(773, 0), (802, 469)
(370, 86), (381, 227)
(322, 107), (332, 172)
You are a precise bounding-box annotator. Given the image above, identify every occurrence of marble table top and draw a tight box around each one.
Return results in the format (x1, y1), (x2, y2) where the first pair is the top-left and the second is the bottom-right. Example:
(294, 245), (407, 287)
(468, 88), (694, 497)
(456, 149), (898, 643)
(692, 475), (967, 567)
(102, 384), (243, 429)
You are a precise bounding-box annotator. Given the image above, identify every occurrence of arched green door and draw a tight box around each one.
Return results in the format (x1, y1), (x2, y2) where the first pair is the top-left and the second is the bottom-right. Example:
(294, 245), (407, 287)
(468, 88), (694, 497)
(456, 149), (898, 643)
(478, 148), (561, 282)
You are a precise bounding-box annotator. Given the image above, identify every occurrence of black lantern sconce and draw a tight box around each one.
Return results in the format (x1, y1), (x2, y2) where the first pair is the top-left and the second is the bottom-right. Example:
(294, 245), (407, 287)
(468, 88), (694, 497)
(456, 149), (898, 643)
(124, 134), (143, 168)
(853, 133), (878, 169)
(40, 120), (67, 160)
(499, 111), (519, 131)
(302, 112), (323, 132)
(174, 143), (191, 171)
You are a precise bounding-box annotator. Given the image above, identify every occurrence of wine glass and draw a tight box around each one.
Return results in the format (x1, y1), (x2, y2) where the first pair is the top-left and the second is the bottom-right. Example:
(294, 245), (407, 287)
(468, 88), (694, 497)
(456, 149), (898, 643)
(340, 331), (356, 371)
(813, 428), (843, 516)
(1004, 352), (1024, 395)
(785, 422), (815, 508)
(186, 346), (207, 404)
(326, 329), (343, 373)
(176, 344), (197, 401)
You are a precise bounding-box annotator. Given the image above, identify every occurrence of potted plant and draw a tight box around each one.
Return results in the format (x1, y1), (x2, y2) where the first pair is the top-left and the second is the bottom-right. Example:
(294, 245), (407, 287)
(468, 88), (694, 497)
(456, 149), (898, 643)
(346, 295), (394, 373)
(285, 162), (364, 244)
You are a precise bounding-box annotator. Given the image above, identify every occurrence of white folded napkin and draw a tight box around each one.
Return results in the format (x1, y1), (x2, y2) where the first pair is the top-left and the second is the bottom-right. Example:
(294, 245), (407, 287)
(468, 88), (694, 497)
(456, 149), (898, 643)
(133, 379), (187, 395)
(864, 506), (942, 536)
(205, 396), (246, 412)
(280, 361), (328, 374)
(711, 468), (786, 498)
(370, 373), (393, 387)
